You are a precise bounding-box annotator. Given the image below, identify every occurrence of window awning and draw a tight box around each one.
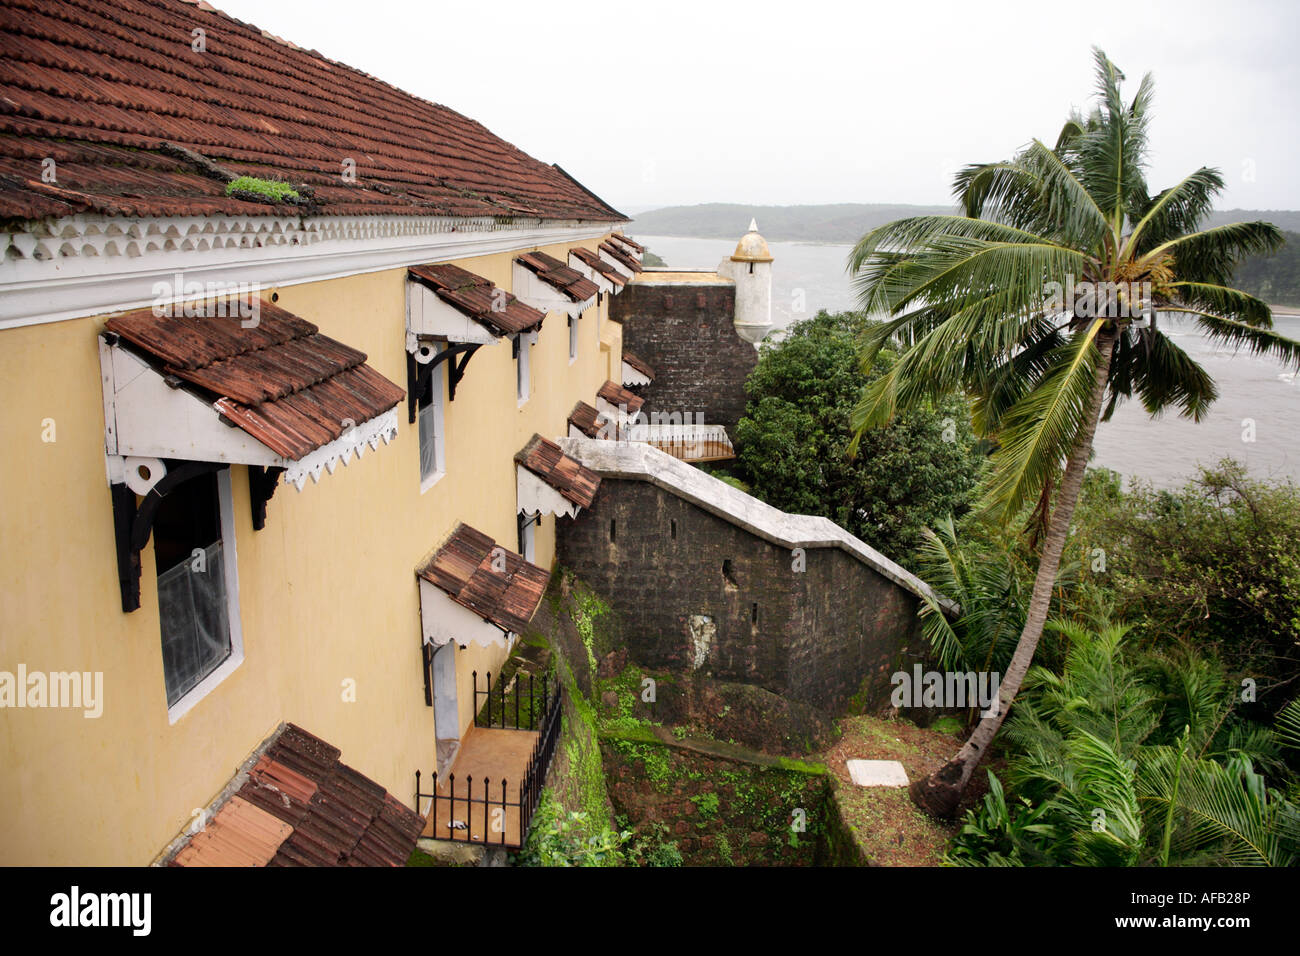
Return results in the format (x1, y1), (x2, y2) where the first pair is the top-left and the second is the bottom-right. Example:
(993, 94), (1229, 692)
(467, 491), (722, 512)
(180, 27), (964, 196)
(515, 433), (601, 519)
(569, 247), (627, 294)
(598, 240), (642, 279)
(597, 379), (645, 420)
(567, 400), (606, 440)
(512, 251), (599, 317)
(608, 233), (645, 258)
(407, 263), (543, 347)
(621, 350), (654, 386)
(100, 300), (405, 492)
(417, 523), (550, 648)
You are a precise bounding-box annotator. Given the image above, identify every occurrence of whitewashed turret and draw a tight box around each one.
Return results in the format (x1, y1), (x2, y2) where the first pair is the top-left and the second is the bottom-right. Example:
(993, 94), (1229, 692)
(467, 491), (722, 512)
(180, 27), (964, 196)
(717, 218), (773, 345)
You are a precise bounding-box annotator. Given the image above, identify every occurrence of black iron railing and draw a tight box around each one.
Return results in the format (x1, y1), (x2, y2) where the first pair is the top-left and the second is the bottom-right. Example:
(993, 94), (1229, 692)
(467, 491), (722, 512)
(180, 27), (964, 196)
(415, 679), (562, 849)
(473, 668), (550, 730)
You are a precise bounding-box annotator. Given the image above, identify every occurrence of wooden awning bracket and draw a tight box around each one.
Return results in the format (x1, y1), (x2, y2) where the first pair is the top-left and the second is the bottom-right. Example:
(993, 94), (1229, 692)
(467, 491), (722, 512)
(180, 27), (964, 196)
(406, 341), (482, 422)
(111, 459), (226, 613)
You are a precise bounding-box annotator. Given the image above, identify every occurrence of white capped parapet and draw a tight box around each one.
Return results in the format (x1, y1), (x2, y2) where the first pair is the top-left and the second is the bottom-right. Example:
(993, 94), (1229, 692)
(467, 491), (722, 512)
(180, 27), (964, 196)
(557, 436), (957, 616)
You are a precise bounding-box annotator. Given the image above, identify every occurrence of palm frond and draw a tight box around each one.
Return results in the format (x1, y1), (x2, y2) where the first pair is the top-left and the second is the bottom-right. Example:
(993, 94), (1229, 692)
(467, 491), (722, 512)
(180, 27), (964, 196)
(1142, 221), (1283, 286)
(981, 321), (1105, 521)
(1128, 328), (1219, 421)
(1189, 312), (1300, 371)
(1126, 167), (1224, 254)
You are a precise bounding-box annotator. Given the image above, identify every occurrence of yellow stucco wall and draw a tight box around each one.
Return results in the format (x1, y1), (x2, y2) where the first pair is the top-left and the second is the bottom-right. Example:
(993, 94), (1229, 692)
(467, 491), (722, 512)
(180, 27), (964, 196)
(0, 234), (622, 865)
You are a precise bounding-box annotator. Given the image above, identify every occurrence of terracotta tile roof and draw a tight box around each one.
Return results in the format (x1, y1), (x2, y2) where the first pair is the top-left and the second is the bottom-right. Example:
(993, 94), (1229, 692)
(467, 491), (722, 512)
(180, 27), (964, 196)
(600, 240), (643, 274)
(515, 433), (600, 509)
(621, 350), (655, 379)
(408, 262), (544, 336)
(105, 298), (405, 460)
(570, 246), (627, 287)
(609, 233), (644, 254)
(168, 723), (425, 867)
(598, 379), (645, 415)
(516, 251), (600, 303)
(0, 0), (627, 222)
(568, 401), (603, 439)
(418, 523), (550, 635)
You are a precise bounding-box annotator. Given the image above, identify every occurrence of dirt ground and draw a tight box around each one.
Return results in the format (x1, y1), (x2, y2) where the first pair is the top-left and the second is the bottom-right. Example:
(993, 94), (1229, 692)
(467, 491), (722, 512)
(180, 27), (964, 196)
(819, 714), (994, 866)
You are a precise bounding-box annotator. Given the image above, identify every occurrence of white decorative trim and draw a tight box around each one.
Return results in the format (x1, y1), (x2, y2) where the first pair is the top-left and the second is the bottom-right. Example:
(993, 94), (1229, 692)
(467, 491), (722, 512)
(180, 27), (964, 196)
(419, 580), (510, 649)
(283, 408), (400, 491)
(621, 361), (651, 387)
(517, 466), (580, 519)
(1, 214), (613, 330)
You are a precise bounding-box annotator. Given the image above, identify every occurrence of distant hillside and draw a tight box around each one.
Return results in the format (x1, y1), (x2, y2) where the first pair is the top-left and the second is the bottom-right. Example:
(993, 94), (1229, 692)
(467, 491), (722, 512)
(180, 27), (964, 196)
(1234, 230), (1300, 308)
(630, 202), (1300, 244)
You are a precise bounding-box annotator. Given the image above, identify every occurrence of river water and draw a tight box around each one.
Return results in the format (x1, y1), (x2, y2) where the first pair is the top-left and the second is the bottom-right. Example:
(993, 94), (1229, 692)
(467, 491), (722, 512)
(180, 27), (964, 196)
(639, 235), (1300, 489)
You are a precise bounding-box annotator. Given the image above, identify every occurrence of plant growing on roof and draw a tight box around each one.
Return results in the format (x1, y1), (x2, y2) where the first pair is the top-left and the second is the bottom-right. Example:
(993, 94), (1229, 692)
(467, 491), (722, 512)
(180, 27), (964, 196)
(847, 48), (1300, 817)
(225, 175), (301, 203)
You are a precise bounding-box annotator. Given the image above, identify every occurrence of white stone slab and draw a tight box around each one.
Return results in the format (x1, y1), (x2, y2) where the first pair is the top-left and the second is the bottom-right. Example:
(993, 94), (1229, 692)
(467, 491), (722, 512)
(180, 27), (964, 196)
(846, 759), (910, 788)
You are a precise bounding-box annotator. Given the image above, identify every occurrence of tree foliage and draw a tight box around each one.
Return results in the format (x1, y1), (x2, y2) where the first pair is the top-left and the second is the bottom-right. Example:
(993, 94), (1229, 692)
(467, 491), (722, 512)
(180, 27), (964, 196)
(734, 309), (983, 562)
(946, 623), (1300, 866)
(1060, 462), (1300, 702)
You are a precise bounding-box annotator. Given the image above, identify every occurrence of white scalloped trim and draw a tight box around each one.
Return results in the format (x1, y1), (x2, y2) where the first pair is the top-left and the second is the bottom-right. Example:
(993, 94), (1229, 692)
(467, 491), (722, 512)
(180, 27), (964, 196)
(283, 408), (399, 491)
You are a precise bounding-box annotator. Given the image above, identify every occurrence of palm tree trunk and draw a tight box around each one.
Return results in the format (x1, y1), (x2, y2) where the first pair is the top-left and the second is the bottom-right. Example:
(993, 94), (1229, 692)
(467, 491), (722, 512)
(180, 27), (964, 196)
(911, 330), (1117, 817)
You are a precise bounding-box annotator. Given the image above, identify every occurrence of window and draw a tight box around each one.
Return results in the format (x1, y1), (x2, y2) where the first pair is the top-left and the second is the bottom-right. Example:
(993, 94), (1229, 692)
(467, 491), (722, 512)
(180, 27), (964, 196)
(418, 343), (446, 490)
(670, 518), (677, 540)
(153, 468), (243, 722)
(568, 315), (578, 364)
(517, 511), (539, 563)
(515, 333), (532, 404)
(609, 518), (616, 543)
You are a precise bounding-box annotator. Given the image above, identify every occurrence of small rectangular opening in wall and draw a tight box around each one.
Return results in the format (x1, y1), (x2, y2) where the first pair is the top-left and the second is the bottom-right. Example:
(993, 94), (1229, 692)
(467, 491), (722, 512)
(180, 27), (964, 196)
(609, 518), (616, 543)
(670, 518), (676, 540)
(751, 602), (758, 625)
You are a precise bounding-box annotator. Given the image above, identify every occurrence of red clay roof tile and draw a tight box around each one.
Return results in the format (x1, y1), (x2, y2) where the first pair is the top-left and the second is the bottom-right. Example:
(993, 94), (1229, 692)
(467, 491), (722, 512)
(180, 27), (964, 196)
(105, 298), (405, 460)
(567, 400), (603, 438)
(621, 350), (654, 379)
(570, 246), (627, 286)
(418, 523), (551, 635)
(408, 262), (545, 336)
(169, 723), (425, 867)
(516, 251), (600, 303)
(0, 0), (626, 223)
(598, 379), (645, 415)
(609, 233), (644, 254)
(599, 240), (642, 273)
(515, 433), (601, 509)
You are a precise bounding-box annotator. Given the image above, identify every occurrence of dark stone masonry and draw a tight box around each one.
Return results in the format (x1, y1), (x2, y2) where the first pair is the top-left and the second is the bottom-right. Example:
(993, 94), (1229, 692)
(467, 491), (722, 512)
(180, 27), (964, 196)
(556, 477), (922, 715)
(611, 276), (757, 435)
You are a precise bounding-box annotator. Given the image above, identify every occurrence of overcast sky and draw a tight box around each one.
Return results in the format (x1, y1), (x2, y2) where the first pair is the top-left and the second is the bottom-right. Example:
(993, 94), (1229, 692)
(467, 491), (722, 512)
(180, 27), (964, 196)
(210, 0), (1300, 213)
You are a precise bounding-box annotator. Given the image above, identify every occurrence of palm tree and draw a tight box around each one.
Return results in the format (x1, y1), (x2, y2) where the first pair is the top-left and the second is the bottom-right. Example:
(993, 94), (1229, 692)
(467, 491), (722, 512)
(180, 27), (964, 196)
(848, 48), (1300, 817)
(946, 622), (1300, 866)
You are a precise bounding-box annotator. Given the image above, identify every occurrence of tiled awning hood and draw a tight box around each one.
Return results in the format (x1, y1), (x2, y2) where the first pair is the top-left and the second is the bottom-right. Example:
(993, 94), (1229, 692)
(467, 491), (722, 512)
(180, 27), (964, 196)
(100, 299), (405, 491)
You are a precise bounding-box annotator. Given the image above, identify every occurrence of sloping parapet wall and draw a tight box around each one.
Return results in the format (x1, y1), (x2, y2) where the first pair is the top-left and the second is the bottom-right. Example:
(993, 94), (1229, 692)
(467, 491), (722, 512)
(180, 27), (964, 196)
(555, 439), (943, 714)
